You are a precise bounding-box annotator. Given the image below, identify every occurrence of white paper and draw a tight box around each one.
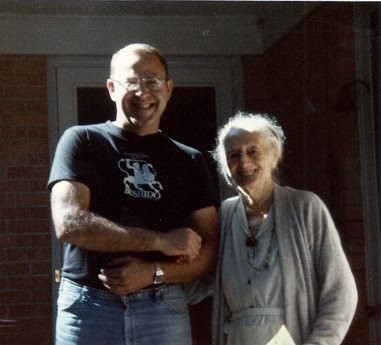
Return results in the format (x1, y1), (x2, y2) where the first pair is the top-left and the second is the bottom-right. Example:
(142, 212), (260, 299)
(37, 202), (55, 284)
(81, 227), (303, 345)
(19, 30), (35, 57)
(265, 325), (296, 345)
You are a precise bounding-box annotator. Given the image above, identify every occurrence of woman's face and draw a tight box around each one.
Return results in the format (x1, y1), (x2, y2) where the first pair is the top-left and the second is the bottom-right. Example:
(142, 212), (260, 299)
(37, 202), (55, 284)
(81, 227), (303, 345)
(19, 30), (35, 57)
(224, 127), (278, 190)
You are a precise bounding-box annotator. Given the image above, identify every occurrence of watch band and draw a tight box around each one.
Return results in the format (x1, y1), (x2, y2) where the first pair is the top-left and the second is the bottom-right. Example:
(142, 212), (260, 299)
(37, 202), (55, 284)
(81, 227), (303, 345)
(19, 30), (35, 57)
(153, 261), (164, 285)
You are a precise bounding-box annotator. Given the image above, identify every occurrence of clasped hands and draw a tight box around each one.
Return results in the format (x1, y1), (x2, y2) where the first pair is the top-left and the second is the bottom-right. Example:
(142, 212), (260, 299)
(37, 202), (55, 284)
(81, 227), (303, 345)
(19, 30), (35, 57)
(98, 227), (201, 295)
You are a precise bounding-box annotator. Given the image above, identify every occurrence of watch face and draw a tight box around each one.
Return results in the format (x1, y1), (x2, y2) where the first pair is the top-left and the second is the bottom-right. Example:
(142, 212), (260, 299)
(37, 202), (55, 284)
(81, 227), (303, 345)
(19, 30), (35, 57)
(154, 263), (164, 285)
(154, 273), (164, 285)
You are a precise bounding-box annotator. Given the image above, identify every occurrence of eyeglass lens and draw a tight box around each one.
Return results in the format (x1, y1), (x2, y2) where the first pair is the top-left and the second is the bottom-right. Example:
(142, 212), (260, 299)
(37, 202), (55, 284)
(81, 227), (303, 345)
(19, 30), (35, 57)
(125, 77), (164, 92)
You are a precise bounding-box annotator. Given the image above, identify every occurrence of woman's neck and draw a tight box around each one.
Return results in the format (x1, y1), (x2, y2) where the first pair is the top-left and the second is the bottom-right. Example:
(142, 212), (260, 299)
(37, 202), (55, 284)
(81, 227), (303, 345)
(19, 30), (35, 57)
(238, 181), (274, 217)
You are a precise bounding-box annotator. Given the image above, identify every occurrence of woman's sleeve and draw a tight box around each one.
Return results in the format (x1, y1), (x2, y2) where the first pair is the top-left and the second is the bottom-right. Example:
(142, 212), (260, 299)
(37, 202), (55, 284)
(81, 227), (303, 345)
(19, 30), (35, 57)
(305, 195), (358, 345)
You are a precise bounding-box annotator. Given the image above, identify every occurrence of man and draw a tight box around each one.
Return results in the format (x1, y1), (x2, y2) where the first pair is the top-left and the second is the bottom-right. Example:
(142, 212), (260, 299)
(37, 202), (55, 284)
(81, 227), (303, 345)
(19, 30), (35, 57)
(48, 43), (219, 345)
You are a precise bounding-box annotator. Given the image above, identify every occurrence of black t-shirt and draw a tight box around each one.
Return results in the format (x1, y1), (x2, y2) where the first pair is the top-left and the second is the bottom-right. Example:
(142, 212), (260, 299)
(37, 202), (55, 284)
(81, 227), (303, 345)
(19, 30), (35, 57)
(48, 121), (219, 288)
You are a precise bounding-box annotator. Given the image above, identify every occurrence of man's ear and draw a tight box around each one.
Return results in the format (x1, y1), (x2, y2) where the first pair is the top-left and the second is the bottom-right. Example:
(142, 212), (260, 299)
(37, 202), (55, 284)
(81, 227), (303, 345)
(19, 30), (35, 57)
(165, 79), (174, 99)
(106, 79), (116, 101)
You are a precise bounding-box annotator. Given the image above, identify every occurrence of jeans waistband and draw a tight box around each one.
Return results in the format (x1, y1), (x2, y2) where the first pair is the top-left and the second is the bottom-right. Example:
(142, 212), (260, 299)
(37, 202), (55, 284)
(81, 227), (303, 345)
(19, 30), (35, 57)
(59, 277), (182, 303)
(229, 307), (285, 322)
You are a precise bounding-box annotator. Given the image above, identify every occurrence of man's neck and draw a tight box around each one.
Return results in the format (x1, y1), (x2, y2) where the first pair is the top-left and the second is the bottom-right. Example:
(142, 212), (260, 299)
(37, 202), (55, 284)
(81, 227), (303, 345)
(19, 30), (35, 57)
(112, 120), (159, 136)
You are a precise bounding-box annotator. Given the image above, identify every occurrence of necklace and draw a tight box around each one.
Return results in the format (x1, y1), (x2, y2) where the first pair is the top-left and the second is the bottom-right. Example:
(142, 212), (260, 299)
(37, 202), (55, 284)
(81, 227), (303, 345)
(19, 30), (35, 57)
(247, 226), (275, 271)
(246, 212), (268, 247)
(245, 207), (275, 271)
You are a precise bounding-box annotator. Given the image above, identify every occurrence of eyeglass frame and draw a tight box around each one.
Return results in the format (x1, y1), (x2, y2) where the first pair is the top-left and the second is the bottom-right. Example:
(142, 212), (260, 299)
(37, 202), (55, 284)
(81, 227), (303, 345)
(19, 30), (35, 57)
(111, 75), (170, 93)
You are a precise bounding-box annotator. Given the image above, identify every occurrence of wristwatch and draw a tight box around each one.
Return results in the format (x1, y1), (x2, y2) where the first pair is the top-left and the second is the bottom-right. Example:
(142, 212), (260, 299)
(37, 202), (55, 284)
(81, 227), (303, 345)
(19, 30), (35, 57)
(153, 261), (164, 285)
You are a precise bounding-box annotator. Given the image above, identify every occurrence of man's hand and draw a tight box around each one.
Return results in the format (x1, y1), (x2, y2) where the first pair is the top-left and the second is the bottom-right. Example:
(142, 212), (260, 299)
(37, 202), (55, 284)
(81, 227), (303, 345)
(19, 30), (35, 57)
(156, 227), (202, 261)
(98, 256), (154, 295)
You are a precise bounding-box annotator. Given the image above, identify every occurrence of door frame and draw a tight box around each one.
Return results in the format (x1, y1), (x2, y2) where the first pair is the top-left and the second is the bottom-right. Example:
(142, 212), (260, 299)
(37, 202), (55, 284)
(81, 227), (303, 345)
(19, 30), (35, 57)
(354, 4), (381, 344)
(47, 53), (243, 326)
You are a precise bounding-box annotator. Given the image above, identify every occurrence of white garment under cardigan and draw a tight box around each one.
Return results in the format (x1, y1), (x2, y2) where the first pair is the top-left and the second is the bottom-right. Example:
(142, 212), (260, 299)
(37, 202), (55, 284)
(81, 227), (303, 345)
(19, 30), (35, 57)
(212, 184), (358, 345)
(222, 203), (285, 345)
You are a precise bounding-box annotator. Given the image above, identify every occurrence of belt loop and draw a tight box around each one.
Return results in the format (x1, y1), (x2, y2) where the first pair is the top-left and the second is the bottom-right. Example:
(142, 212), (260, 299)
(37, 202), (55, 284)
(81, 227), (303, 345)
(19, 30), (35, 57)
(81, 284), (89, 301)
(153, 286), (163, 303)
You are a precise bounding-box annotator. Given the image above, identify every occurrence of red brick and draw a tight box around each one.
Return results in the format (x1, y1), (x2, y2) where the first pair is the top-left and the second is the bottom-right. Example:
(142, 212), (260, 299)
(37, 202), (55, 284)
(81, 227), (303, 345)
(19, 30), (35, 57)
(0, 235), (30, 247)
(0, 113), (47, 127)
(27, 246), (51, 261)
(28, 233), (50, 246)
(338, 221), (365, 238)
(8, 246), (51, 264)
(9, 303), (50, 318)
(0, 278), (9, 290)
(30, 261), (51, 275)
(7, 166), (46, 179)
(0, 207), (29, 220)
(0, 249), (8, 262)
(0, 180), (30, 193)
(0, 334), (11, 344)
(30, 290), (51, 303)
(27, 127), (47, 139)
(0, 290), (30, 304)
(9, 276), (50, 290)
(7, 248), (30, 262)
(0, 262), (29, 276)
(344, 237), (365, 255)
(6, 138), (49, 154)
(3, 153), (49, 167)
(8, 318), (53, 345)
(7, 220), (50, 234)
(3, 127), (30, 138)
(347, 254), (365, 271)
(29, 206), (50, 219)
(0, 98), (26, 113)
(0, 305), (10, 318)
(6, 193), (49, 207)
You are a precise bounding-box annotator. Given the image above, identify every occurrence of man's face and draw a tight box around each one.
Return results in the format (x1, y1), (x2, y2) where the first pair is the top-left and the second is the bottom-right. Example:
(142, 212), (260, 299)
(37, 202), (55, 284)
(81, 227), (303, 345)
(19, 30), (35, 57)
(107, 51), (173, 135)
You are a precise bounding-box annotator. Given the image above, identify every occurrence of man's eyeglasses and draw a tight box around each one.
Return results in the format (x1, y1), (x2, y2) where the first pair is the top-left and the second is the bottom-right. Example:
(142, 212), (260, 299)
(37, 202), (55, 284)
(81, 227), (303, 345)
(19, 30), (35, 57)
(112, 76), (168, 93)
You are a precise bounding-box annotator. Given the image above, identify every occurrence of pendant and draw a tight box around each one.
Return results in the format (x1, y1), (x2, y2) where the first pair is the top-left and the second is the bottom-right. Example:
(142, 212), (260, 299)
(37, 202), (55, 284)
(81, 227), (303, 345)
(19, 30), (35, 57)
(246, 236), (258, 247)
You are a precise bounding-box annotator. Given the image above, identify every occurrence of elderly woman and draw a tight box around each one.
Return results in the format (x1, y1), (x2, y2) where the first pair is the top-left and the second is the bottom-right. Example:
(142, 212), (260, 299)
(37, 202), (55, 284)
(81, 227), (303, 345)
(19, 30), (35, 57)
(211, 112), (358, 345)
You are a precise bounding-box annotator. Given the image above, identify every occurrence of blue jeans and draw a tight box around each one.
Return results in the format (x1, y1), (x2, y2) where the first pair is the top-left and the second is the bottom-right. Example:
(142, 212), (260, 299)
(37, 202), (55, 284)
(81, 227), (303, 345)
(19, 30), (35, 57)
(56, 278), (192, 345)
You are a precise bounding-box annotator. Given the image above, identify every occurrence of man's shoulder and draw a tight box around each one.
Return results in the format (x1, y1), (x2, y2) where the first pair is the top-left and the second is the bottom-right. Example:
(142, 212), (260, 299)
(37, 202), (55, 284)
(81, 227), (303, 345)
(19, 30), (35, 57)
(63, 122), (108, 135)
(162, 135), (202, 157)
(62, 122), (116, 143)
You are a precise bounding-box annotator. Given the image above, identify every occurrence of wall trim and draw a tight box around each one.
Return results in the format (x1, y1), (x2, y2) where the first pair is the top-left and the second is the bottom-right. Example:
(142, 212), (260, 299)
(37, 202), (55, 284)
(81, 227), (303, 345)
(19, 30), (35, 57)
(0, 13), (263, 55)
(354, 4), (381, 344)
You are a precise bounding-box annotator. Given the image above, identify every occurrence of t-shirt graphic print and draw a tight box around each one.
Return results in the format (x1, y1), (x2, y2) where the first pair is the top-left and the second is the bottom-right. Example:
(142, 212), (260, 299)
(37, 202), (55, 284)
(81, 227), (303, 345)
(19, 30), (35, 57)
(118, 156), (163, 200)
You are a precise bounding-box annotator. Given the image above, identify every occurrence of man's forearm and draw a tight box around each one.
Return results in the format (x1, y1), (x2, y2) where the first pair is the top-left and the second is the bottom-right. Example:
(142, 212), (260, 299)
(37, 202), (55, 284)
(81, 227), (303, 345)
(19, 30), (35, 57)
(158, 207), (219, 284)
(53, 206), (202, 260)
(54, 207), (160, 252)
(159, 240), (217, 284)
(97, 206), (219, 294)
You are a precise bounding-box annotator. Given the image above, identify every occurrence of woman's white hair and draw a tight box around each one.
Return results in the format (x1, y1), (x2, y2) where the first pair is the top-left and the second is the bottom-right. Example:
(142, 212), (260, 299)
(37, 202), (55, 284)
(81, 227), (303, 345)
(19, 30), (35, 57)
(212, 111), (286, 185)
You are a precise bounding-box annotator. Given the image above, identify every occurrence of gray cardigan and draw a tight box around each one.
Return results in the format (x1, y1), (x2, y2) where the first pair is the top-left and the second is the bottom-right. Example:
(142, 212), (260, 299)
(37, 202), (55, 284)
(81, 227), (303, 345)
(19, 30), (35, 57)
(212, 184), (358, 345)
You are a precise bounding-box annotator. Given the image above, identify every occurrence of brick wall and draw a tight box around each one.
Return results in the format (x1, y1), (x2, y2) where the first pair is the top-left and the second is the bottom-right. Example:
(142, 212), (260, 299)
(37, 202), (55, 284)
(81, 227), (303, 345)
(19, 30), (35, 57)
(0, 55), (52, 344)
(243, 3), (369, 344)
